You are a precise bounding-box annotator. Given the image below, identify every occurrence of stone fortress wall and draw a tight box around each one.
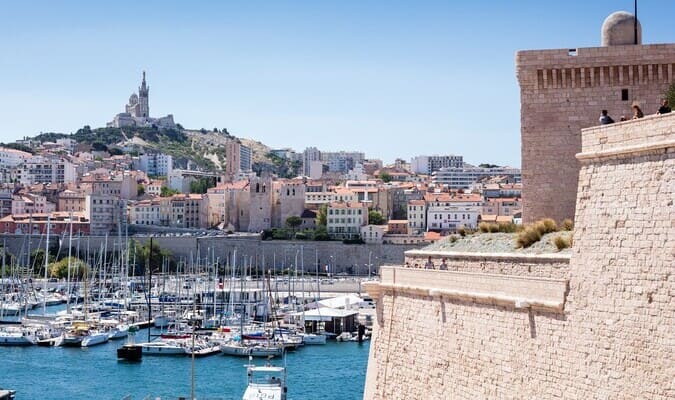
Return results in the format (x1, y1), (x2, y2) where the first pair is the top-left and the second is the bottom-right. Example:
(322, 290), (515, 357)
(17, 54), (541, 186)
(0, 234), (419, 274)
(517, 13), (675, 224)
(363, 113), (674, 399)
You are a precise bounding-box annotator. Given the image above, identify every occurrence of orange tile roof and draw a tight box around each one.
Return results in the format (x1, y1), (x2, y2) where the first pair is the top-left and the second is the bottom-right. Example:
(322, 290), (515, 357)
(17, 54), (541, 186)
(329, 201), (366, 209)
(480, 214), (498, 222)
(424, 231), (442, 241)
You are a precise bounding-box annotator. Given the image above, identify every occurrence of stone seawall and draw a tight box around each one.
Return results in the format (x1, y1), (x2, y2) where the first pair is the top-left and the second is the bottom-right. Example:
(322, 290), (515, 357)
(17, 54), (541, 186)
(363, 114), (674, 399)
(0, 234), (420, 274)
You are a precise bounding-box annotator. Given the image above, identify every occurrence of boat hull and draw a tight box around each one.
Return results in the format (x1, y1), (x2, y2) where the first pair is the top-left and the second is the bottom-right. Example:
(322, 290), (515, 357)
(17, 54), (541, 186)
(81, 333), (109, 347)
(0, 335), (36, 346)
(141, 343), (186, 355)
(302, 334), (326, 345)
(220, 343), (283, 358)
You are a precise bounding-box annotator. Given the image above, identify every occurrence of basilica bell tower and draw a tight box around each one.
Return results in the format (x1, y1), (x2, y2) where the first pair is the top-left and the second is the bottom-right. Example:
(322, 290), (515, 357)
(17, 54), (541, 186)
(138, 71), (149, 118)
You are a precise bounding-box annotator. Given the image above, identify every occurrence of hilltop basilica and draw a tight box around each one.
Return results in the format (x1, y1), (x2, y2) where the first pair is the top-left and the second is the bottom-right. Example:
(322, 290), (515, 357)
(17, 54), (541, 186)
(107, 71), (176, 129)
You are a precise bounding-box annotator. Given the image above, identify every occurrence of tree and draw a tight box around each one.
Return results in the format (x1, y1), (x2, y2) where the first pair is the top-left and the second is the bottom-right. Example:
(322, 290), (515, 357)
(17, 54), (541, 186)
(316, 204), (328, 227)
(30, 248), (56, 277)
(286, 216), (302, 235)
(314, 226), (330, 241)
(666, 82), (675, 111)
(49, 257), (89, 279)
(160, 186), (180, 197)
(189, 177), (215, 194)
(133, 240), (173, 274)
(92, 141), (108, 152)
(2, 142), (34, 154)
(368, 209), (385, 225)
(478, 163), (500, 168)
(379, 172), (392, 183)
(137, 184), (146, 196)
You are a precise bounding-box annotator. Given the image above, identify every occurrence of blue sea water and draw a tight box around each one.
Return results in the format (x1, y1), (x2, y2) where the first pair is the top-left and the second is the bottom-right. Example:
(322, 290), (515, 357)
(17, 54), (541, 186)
(0, 314), (369, 400)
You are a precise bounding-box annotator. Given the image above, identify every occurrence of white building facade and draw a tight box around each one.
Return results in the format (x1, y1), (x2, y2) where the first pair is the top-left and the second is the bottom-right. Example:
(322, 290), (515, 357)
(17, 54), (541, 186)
(410, 155), (464, 175)
(432, 165), (522, 189)
(326, 201), (368, 239)
(425, 194), (482, 232)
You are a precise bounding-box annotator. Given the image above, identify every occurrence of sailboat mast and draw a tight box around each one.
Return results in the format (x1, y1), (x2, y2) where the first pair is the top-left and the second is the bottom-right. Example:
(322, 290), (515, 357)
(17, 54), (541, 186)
(42, 215), (50, 315)
(147, 237), (152, 343)
(66, 212), (73, 313)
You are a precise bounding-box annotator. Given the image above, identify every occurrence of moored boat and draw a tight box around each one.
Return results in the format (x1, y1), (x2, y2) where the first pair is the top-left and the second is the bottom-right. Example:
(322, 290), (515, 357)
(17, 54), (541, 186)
(0, 327), (36, 346)
(242, 363), (287, 400)
(140, 340), (187, 355)
(301, 332), (326, 345)
(221, 340), (284, 358)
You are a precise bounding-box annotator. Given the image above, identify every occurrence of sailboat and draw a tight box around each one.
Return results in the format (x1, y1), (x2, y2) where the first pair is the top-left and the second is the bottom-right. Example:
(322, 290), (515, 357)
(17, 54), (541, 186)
(300, 249), (326, 345)
(221, 251), (284, 358)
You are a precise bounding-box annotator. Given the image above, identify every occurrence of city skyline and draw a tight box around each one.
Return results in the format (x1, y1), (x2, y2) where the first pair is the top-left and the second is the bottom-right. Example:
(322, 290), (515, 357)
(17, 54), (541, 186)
(1, 1), (673, 166)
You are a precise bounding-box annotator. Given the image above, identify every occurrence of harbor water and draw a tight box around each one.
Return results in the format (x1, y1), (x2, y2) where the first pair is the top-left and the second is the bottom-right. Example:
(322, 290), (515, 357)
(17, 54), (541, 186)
(0, 308), (369, 400)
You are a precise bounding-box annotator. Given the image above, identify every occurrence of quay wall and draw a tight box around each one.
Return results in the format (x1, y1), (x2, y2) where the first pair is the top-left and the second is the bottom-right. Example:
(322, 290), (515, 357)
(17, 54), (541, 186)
(363, 114), (675, 399)
(0, 234), (420, 274)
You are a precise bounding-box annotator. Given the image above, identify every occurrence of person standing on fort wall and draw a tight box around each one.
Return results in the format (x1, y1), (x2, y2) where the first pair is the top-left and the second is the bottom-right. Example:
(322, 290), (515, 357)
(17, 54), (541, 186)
(657, 99), (671, 114)
(599, 110), (614, 125)
(632, 104), (644, 119)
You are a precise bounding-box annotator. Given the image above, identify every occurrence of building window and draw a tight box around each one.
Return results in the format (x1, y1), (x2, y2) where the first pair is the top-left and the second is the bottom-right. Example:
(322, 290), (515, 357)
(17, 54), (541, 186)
(621, 89), (629, 101)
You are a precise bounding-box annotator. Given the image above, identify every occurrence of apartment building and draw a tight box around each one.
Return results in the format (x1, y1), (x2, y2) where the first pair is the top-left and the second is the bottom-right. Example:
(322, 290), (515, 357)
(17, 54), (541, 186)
(482, 197), (522, 217)
(57, 189), (87, 212)
(361, 224), (387, 244)
(12, 193), (55, 215)
(407, 199), (427, 234)
(86, 194), (124, 235)
(129, 198), (161, 226)
(431, 165), (521, 189)
(410, 155), (464, 175)
(326, 201), (368, 239)
(425, 193), (482, 232)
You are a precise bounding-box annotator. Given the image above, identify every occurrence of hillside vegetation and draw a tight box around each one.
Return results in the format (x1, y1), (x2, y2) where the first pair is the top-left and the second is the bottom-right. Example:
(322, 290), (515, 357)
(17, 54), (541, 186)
(30, 125), (298, 176)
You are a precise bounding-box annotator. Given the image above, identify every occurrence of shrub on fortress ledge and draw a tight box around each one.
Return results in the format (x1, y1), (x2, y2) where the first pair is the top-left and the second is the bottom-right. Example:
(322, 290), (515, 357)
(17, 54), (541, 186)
(553, 234), (573, 251)
(516, 218), (559, 248)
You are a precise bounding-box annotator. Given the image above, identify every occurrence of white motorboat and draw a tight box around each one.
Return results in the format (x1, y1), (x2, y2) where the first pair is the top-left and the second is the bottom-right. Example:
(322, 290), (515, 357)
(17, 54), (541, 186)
(101, 320), (129, 340)
(242, 363), (287, 400)
(335, 332), (353, 342)
(140, 340), (187, 355)
(184, 339), (220, 357)
(81, 330), (110, 347)
(301, 333), (326, 345)
(221, 340), (284, 358)
(0, 303), (21, 316)
(0, 327), (37, 346)
(107, 324), (129, 340)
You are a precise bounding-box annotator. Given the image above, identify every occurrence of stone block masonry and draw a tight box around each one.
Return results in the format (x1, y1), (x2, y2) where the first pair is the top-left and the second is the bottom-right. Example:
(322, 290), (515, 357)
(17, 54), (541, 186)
(517, 43), (675, 224)
(363, 114), (674, 399)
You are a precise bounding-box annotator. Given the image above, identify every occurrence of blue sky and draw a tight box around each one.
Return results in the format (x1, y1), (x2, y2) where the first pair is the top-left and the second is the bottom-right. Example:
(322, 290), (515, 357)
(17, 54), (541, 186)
(0, 1), (672, 166)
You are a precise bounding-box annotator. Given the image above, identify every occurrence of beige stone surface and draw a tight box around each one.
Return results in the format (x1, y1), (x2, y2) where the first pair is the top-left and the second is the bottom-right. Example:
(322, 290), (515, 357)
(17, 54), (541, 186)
(517, 43), (675, 224)
(364, 116), (674, 399)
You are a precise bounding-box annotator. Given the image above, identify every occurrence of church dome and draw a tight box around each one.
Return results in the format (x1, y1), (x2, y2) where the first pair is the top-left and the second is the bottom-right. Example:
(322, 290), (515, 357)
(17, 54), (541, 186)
(128, 93), (139, 105)
(601, 11), (641, 46)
